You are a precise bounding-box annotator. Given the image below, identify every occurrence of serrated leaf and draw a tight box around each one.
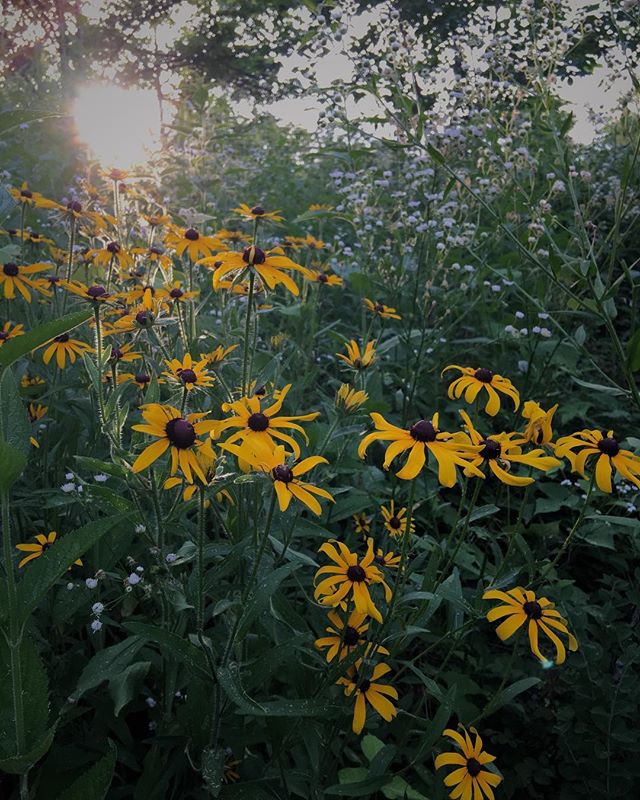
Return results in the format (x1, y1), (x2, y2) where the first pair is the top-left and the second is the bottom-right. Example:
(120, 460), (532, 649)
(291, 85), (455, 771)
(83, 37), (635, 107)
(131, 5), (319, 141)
(70, 637), (145, 702)
(17, 514), (130, 622)
(0, 310), (91, 369)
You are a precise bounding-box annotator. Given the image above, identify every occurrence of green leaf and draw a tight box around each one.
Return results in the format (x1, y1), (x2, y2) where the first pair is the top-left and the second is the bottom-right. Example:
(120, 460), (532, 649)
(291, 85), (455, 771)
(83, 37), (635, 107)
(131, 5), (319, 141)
(216, 663), (265, 713)
(236, 562), (300, 639)
(627, 329), (640, 372)
(488, 677), (541, 713)
(0, 310), (92, 369)
(123, 621), (210, 681)
(237, 697), (342, 717)
(73, 456), (129, 480)
(70, 637), (145, 702)
(571, 377), (627, 397)
(17, 514), (129, 622)
(55, 741), (117, 800)
(382, 776), (428, 800)
(0, 636), (53, 772)
(109, 662), (150, 716)
(0, 369), (30, 489)
(202, 746), (225, 798)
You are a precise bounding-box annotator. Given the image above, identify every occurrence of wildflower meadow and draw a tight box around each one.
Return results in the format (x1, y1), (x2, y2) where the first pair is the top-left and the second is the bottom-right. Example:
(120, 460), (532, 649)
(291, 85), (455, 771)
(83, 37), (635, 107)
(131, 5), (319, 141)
(0, 1), (639, 798)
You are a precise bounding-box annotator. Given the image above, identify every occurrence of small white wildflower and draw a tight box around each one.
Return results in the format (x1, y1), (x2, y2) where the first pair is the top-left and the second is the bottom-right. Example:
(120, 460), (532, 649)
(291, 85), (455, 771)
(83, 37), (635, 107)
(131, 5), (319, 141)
(145, 697), (157, 708)
(166, 553), (177, 563)
(66, 582), (74, 591)
(135, 524), (146, 534)
(515, 311), (525, 319)
(540, 328), (552, 337)
(65, 472), (74, 480)
(92, 602), (104, 615)
(61, 482), (76, 493)
(85, 578), (98, 589)
(94, 474), (108, 483)
(136, 565), (144, 573)
(91, 619), (103, 633)
(517, 360), (529, 373)
(128, 573), (141, 585)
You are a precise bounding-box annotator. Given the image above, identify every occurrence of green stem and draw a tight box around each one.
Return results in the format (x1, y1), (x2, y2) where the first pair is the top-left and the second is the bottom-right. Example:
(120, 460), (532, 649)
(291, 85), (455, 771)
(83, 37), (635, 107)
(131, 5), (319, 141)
(2, 489), (26, 757)
(437, 478), (482, 585)
(241, 271), (256, 394)
(196, 489), (206, 635)
(61, 215), (76, 315)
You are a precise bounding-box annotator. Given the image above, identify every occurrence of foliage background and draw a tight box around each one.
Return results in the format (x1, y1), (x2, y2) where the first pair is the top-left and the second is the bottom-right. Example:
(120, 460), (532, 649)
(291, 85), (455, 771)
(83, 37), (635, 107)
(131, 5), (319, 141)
(1, 1), (640, 799)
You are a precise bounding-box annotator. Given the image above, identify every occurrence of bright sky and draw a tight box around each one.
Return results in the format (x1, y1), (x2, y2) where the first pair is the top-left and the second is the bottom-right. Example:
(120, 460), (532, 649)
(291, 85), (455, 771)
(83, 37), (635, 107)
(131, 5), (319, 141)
(76, 0), (632, 164)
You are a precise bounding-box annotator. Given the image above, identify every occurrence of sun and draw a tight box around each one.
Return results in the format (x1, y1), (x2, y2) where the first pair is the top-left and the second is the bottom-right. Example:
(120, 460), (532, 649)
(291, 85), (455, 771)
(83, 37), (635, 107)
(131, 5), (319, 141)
(72, 84), (161, 170)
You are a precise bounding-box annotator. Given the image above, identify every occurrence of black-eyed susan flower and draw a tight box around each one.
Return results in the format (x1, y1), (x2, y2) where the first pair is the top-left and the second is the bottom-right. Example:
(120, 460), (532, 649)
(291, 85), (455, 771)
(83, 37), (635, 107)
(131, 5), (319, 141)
(164, 438), (232, 503)
(201, 246), (310, 297)
(520, 401), (558, 446)
(336, 384), (368, 413)
(458, 410), (561, 487)
(163, 353), (215, 392)
(353, 512), (372, 536)
(61, 200), (113, 230)
(223, 442), (332, 515)
(42, 334), (93, 369)
(337, 661), (398, 734)
(555, 428), (640, 492)
(165, 225), (223, 261)
(308, 269), (343, 286)
(223, 754), (241, 784)
(202, 344), (239, 364)
(16, 531), (83, 568)
(435, 726), (502, 800)
(375, 548), (401, 569)
(109, 342), (142, 364)
(212, 383), (319, 459)
(28, 403), (47, 422)
(9, 181), (59, 210)
(87, 241), (134, 274)
(380, 500), (415, 537)
(164, 280), (199, 304)
(483, 586), (578, 664)
(364, 298), (401, 320)
(21, 374), (45, 391)
(314, 538), (391, 623)
(142, 212), (171, 228)
(443, 365), (520, 416)
(60, 280), (112, 303)
(337, 340), (376, 370)
(0, 262), (50, 301)
(233, 203), (283, 222)
(0, 321), (25, 345)
(314, 610), (389, 663)
(131, 404), (216, 483)
(308, 203), (334, 212)
(118, 372), (153, 390)
(358, 412), (483, 485)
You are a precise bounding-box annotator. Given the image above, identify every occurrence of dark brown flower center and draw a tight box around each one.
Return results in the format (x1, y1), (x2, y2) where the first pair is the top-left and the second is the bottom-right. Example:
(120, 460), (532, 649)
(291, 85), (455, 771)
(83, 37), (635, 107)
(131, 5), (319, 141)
(165, 417), (196, 449)
(523, 600), (542, 619)
(474, 367), (494, 383)
(359, 678), (371, 693)
(67, 200), (82, 213)
(317, 273), (328, 283)
(54, 333), (69, 343)
(87, 285), (108, 298)
(184, 227), (199, 241)
(272, 464), (293, 483)
(254, 385), (266, 396)
(248, 412), (269, 432)
(343, 625), (360, 646)
(135, 373), (150, 384)
(20, 189), (33, 198)
(41, 542), (50, 552)
(242, 246), (266, 265)
(170, 287), (184, 298)
(346, 565), (366, 582)
(47, 275), (60, 284)
(3, 263), (19, 276)
(149, 246), (164, 255)
(466, 758), (482, 777)
(250, 205), (265, 216)
(480, 439), (501, 460)
(389, 516), (401, 529)
(598, 437), (619, 457)
(135, 311), (153, 326)
(106, 241), (121, 254)
(110, 346), (123, 361)
(0, 332), (8, 340)
(375, 303), (385, 313)
(410, 419), (437, 442)
(179, 368), (197, 384)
